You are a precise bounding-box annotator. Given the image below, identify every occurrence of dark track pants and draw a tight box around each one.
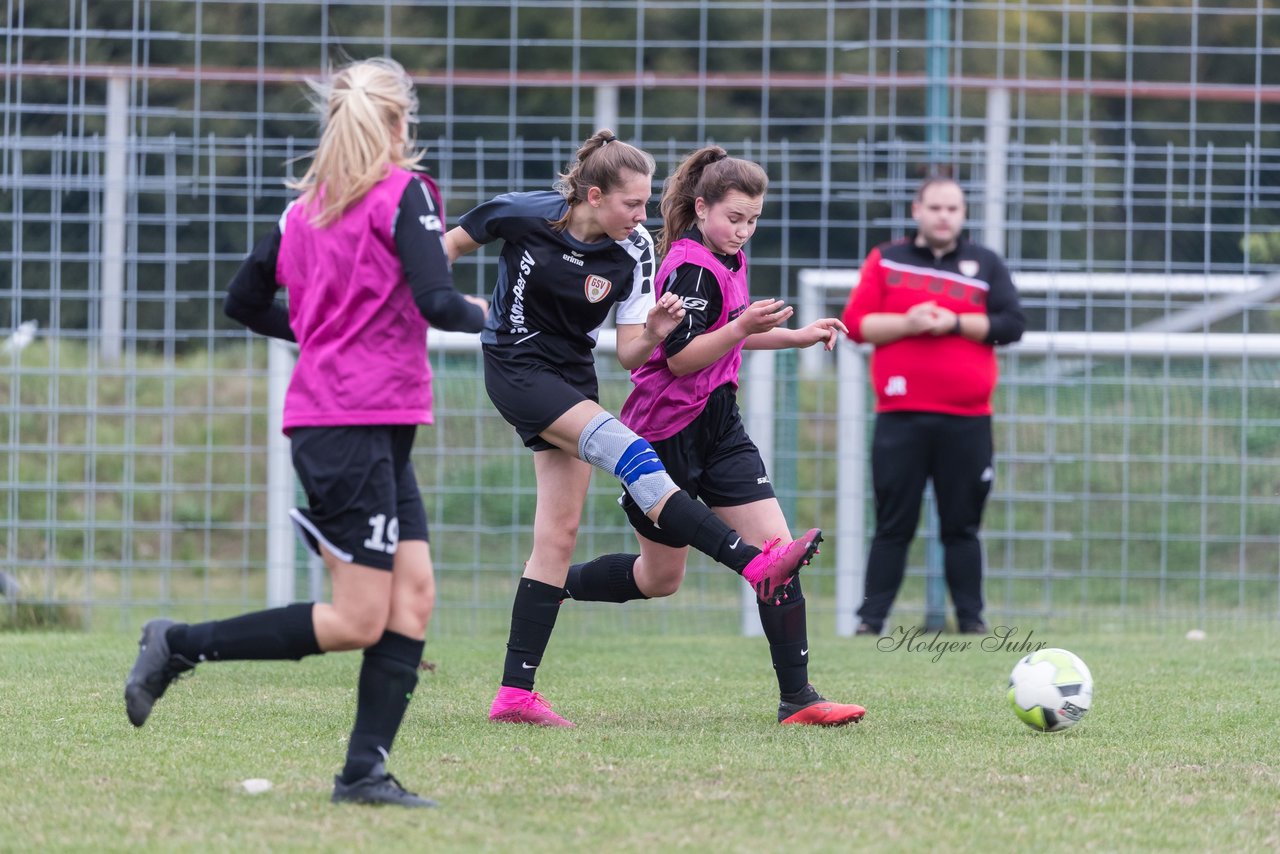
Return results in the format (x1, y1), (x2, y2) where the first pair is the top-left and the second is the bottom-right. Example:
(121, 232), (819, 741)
(857, 412), (994, 628)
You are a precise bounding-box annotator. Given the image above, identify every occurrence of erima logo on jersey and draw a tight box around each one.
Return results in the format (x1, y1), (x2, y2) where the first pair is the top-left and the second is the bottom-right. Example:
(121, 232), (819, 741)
(562, 253), (584, 267)
(885, 376), (907, 396)
(418, 214), (443, 233)
(585, 274), (612, 303)
(682, 297), (710, 312)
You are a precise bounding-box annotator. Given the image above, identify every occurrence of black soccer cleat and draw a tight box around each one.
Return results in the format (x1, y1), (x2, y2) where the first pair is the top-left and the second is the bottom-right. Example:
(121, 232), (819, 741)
(331, 763), (438, 808)
(124, 618), (196, 727)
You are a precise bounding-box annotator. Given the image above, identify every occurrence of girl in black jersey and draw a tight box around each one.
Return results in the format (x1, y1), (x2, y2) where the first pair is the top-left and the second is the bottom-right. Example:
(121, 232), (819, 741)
(566, 145), (866, 726)
(445, 130), (822, 727)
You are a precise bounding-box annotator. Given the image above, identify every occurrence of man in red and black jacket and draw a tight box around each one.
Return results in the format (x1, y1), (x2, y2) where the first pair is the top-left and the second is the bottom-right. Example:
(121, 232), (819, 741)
(841, 175), (1025, 635)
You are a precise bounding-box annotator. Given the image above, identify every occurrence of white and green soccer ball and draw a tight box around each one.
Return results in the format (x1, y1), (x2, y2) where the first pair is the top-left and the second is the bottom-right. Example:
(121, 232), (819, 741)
(1007, 648), (1093, 732)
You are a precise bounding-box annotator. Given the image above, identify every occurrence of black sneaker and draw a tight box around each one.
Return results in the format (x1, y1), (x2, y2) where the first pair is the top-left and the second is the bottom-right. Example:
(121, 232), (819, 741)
(124, 618), (196, 727)
(331, 763), (438, 808)
(855, 621), (881, 636)
(957, 620), (989, 635)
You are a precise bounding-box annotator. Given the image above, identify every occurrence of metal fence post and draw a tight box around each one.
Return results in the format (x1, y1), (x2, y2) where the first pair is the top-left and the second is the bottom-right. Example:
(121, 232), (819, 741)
(741, 349), (776, 637)
(266, 339), (296, 607)
(100, 75), (128, 366)
(835, 343), (867, 636)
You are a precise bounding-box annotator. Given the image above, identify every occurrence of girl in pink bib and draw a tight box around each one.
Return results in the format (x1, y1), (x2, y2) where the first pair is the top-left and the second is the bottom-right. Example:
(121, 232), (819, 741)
(570, 145), (866, 726)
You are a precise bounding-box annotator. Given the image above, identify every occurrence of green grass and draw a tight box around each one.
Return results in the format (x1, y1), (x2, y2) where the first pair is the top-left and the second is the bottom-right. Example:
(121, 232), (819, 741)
(2, 627), (1278, 852)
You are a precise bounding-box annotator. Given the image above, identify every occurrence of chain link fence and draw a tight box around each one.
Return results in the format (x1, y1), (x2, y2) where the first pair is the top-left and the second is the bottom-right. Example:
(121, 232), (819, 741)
(2, 1), (1277, 633)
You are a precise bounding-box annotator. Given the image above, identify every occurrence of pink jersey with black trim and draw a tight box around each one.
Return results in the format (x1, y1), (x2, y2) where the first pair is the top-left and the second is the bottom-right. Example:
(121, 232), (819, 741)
(619, 238), (749, 441)
(275, 166), (437, 431)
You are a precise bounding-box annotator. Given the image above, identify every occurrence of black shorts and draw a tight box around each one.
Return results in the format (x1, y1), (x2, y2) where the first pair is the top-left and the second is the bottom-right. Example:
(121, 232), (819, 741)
(289, 425), (429, 571)
(483, 343), (599, 451)
(622, 385), (775, 547)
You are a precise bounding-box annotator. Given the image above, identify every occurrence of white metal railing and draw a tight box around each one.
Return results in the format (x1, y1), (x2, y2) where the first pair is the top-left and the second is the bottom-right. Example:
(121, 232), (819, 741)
(265, 332), (785, 637)
(832, 329), (1280, 635)
(267, 328), (1280, 633)
(796, 269), (1277, 374)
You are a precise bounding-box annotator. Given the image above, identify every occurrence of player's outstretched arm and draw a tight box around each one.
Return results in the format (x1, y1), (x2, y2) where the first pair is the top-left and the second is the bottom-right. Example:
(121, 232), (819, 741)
(745, 316), (848, 352)
(665, 298), (791, 374)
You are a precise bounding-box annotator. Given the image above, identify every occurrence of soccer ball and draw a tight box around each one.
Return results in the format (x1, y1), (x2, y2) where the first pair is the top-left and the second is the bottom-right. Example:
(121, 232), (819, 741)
(1007, 648), (1093, 732)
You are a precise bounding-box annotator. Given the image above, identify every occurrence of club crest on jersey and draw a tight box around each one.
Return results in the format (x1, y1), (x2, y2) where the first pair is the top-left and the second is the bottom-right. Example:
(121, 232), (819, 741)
(584, 274), (612, 303)
(959, 260), (979, 278)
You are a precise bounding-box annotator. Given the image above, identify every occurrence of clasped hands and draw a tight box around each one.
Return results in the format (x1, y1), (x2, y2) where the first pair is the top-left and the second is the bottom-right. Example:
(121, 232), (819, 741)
(903, 300), (961, 337)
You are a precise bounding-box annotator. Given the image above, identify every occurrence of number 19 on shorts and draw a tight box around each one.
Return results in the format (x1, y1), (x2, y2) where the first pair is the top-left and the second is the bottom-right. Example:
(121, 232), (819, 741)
(364, 513), (399, 554)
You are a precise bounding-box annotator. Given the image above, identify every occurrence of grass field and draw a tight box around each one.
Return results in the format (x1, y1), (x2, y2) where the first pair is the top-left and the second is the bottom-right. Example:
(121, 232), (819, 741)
(2, 625), (1278, 852)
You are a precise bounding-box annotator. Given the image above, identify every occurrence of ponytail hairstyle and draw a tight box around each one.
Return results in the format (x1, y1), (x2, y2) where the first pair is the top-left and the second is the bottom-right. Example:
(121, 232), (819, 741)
(289, 57), (423, 227)
(657, 145), (769, 258)
(549, 129), (656, 231)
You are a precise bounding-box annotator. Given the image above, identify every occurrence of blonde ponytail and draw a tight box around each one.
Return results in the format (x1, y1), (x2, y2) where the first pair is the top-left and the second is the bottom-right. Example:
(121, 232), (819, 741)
(289, 57), (423, 227)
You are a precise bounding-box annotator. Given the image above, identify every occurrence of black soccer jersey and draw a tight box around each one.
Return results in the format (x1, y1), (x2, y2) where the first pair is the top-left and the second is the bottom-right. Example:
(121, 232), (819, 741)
(458, 191), (655, 359)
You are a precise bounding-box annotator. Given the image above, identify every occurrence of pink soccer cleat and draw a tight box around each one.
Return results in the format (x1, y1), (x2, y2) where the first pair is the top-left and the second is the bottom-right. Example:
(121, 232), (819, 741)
(778, 683), (866, 727)
(779, 698), (867, 727)
(742, 528), (823, 604)
(488, 686), (576, 728)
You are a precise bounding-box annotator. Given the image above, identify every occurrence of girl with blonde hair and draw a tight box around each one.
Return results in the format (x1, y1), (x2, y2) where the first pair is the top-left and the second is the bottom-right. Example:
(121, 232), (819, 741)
(125, 57), (486, 808)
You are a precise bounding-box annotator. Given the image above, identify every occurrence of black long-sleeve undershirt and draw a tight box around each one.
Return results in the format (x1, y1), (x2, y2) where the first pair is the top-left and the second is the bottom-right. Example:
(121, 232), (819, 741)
(223, 180), (484, 339)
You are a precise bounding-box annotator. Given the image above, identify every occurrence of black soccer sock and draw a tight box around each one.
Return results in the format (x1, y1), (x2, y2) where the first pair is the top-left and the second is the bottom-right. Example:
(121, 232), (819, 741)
(165, 602), (321, 662)
(656, 492), (760, 573)
(501, 577), (564, 690)
(340, 630), (424, 784)
(565, 553), (647, 602)
(758, 578), (810, 698)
